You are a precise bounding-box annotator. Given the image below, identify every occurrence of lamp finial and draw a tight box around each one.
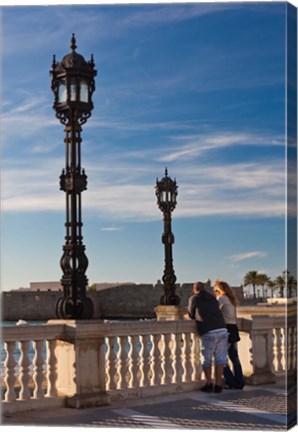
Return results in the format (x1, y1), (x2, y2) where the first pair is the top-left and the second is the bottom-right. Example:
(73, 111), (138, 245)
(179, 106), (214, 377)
(71, 33), (77, 52)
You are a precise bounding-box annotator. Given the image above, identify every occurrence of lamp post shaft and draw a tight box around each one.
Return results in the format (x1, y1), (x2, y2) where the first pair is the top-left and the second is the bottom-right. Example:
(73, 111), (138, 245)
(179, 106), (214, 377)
(58, 119), (91, 319)
(161, 212), (178, 305)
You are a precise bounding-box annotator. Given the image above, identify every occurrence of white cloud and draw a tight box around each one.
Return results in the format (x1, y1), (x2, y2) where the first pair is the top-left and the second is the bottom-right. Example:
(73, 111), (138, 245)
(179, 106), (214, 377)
(228, 251), (268, 262)
(2, 93), (56, 140)
(1, 153), (286, 221)
(100, 227), (122, 232)
(159, 132), (285, 162)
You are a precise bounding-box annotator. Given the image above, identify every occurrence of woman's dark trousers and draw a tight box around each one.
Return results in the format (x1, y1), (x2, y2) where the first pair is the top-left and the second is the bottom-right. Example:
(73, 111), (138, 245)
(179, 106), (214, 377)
(224, 342), (245, 388)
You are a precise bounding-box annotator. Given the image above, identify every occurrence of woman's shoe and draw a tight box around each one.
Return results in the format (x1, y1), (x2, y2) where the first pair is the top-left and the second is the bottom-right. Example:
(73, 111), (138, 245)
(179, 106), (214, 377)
(234, 384), (245, 389)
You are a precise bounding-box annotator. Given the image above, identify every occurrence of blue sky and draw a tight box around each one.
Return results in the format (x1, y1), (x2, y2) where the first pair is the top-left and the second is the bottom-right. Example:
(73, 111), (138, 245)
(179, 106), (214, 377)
(1, 2), (289, 292)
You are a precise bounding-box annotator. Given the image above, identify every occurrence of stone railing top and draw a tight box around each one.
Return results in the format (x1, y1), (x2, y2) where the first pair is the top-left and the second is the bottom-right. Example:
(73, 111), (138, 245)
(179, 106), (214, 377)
(47, 319), (197, 339)
(2, 313), (294, 343)
(2, 323), (65, 342)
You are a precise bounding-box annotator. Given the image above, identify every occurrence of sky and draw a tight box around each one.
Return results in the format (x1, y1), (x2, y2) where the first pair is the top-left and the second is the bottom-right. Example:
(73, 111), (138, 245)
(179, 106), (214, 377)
(0, 1), (291, 293)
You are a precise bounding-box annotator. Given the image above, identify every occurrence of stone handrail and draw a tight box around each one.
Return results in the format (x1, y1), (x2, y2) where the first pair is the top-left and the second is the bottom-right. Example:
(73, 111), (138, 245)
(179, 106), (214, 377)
(2, 314), (296, 413)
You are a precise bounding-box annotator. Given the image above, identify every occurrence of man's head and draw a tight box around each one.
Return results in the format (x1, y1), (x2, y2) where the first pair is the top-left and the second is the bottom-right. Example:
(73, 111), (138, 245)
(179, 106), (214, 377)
(193, 281), (205, 294)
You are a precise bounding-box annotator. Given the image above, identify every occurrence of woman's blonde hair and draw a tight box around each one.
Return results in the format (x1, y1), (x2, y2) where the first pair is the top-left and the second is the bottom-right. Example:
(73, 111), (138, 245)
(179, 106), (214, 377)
(214, 280), (238, 306)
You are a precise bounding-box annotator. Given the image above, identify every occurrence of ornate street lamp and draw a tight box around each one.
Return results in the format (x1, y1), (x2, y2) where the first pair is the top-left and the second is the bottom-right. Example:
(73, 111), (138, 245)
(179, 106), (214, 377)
(50, 34), (97, 319)
(155, 168), (180, 306)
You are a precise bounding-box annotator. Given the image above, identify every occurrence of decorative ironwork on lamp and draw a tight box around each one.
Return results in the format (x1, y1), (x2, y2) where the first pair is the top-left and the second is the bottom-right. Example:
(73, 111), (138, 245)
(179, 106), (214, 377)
(50, 34), (97, 319)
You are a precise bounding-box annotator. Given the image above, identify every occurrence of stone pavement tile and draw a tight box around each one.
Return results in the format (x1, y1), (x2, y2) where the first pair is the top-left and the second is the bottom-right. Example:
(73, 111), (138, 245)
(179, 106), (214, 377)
(133, 398), (285, 430)
(2, 406), (151, 428)
(207, 389), (288, 414)
(1, 386), (291, 429)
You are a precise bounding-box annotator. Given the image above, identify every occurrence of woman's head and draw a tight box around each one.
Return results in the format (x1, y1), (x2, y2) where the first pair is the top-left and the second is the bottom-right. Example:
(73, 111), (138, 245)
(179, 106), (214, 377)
(214, 280), (238, 306)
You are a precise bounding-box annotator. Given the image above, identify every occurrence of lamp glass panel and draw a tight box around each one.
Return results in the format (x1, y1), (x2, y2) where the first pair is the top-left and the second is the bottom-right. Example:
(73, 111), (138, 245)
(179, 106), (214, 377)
(161, 191), (167, 202)
(70, 79), (77, 101)
(80, 81), (89, 103)
(58, 80), (67, 103)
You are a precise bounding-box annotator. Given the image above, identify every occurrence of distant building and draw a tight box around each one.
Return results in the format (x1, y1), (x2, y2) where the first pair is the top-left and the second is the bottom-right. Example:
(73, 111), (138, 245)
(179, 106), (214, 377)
(92, 282), (136, 291)
(30, 282), (63, 291)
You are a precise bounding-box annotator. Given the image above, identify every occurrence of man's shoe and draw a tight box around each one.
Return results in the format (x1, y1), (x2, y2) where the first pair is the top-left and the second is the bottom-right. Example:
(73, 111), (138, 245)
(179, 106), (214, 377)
(200, 383), (213, 393)
(214, 385), (223, 393)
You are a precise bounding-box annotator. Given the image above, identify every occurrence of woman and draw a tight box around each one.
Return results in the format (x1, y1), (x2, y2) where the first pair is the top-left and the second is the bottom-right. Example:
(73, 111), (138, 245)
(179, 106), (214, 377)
(213, 280), (245, 389)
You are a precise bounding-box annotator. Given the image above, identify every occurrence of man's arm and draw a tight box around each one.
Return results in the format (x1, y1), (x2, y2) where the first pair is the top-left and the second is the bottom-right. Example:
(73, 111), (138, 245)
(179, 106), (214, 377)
(188, 295), (196, 320)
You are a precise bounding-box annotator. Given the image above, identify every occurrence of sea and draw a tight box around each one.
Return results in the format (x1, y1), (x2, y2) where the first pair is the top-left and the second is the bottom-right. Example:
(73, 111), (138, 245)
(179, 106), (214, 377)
(1, 321), (47, 373)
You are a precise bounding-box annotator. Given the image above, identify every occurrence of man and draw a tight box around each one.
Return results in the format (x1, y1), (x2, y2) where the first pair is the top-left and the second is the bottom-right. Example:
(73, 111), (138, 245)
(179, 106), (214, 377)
(188, 281), (228, 393)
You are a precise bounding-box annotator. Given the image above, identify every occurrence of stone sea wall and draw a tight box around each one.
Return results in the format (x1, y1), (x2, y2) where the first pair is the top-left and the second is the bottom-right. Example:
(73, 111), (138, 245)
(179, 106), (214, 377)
(2, 283), (244, 321)
(2, 284), (192, 321)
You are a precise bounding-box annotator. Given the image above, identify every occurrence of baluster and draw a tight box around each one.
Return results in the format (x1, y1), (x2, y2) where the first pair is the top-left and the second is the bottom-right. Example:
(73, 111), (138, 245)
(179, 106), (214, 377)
(152, 334), (162, 386)
(172, 332), (182, 383)
(46, 340), (58, 397)
(288, 327), (295, 371)
(118, 336), (129, 389)
(162, 334), (172, 385)
(106, 336), (117, 390)
(19, 340), (31, 400)
(4, 341), (17, 402)
(280, 328), (286, 371)
(191, 332), (201, 381)
(273, 328), (283, 372)
(139, 335), (150, 387)
(272, 329), (277, 371)
(128, 335), (139, 388)
(105, 338), (111, 390)
(33, 340), (45, 399)
(147, 335), (153, 384)
(286, 327), (290, 371)
(293, 326), (297, 371)
(182, 333), (192, 382)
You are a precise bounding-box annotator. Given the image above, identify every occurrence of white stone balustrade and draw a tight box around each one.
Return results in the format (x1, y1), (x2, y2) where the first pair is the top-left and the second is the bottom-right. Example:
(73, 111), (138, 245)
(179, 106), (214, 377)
(1, 313), (296, 414)
(2, 324), (66, 413)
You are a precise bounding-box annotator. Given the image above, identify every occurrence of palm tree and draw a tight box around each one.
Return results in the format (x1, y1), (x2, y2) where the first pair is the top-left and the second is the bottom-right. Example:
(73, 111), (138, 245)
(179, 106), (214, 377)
(244, 270), (259, 299)
(275, 275), (285, 298)
(282, 270), (297, 297)
(266, 279), (277, 298)
(257, 273), (270, 298)
(287, 275), (297, 297)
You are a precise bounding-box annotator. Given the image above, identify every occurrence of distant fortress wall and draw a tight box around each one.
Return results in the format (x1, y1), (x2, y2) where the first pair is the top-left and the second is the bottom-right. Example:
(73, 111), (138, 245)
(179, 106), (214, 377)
(2, 283), (244, 321)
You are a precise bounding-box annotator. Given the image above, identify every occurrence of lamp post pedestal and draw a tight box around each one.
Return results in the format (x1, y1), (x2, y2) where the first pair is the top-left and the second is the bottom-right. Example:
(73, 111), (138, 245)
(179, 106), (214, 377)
(155, 305), (185, 321)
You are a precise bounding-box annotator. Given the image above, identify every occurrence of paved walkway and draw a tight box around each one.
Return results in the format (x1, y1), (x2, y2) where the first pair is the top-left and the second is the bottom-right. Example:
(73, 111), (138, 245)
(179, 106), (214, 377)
(2, 383), (296, 430)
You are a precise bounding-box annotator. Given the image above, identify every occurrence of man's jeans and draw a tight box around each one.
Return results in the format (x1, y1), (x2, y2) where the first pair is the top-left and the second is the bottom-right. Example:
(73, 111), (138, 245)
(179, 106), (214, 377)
(201, 328), (228, 367)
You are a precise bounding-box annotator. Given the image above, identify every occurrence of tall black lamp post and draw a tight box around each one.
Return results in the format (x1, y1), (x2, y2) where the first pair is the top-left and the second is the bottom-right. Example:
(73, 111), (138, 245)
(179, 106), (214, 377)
(156, 168), (180, 306)
(50, 34), (97, 319)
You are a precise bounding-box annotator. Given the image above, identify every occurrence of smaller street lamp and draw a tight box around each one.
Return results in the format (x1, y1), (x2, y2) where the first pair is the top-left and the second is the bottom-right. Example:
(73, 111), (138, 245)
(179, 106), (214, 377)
(156, 168), (180, 306)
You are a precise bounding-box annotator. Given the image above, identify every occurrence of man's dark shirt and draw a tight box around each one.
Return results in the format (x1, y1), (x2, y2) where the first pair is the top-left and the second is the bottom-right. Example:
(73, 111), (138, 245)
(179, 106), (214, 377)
(188, 290), (226, 336)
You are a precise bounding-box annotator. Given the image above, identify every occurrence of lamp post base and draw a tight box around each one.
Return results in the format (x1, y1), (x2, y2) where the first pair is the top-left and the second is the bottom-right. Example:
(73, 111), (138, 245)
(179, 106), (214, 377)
(160, 293), (180, 306)
(56, 297), (94, 320)
(155, 305), (185, 321)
